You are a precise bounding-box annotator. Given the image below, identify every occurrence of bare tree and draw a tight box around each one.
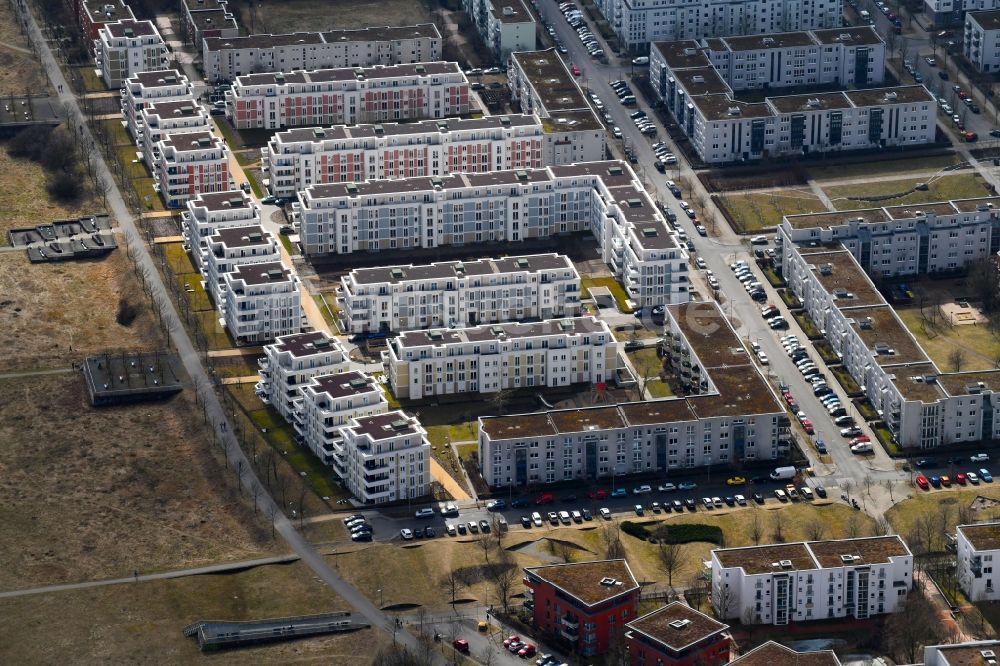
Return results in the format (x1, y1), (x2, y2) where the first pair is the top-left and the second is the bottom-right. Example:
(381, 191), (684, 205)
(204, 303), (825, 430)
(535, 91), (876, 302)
(916, 511), (939, 555)
(712, 580), (735, 619)
(491, 563), (519, 616)
(883, 478), (896, 503)
(864, 473), (874, 498)
(771, 511), (786, 543)
(656, 540), (683, 588)
(948, 348), (966, 372)
(875, 515), (892, 536)
(841, 478), (854, 500)
(806, 519), (825, 541)
(749, 507), (764, 545)
(883, 585), (947, 663)
(846, 513), (861, 539)
(477, 530), (494, 564)
(601, 521), (626, 559)
(490, 387), (513, 415)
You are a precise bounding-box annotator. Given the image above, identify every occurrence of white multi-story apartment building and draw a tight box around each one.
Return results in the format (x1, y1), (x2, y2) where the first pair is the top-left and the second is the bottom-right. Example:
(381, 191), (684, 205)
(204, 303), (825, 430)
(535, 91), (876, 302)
(295, 370), (388, 473)
(121, 69), (193, 140)
(383, 316), (616, 400)
(925, 0), (1000, 27)
(202, 24), (442, 82)
(779, 203), (1000, 449)
(965, 10), (1000, 72)
(464, 0), (536, 60)
(221, 262), (301, 345)
(263, 114), (605, 198)
(340, 253), (581, 334)
(203, 225), (281, 309)
(651, 46), (935, 164)
(477, 301), (789, 487)
(651, 28), (885, 94)
(226, 62), (469, 130)
(594, 0), (841, 53)
(258, 331), (349, 421)
(181, 0), (238, 46)
(711, 536), (913, 625)
(924, 640), (1000, 665)
(153, 130), (230, 208)
(294, 161), (688, 308)
(139, 99), (211, 159)
(957, 523), (1000, 602)
(182, 190), (260, 268)
(95, 19), (169, 88)
(338, 411), (430, 504)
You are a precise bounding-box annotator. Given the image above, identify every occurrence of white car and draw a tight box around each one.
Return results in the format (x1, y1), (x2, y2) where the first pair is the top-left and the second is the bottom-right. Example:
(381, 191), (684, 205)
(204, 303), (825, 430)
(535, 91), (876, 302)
(658, 483), (677, 492)
(612, 126), (622, 138)
(414, 507), (435, 518)
(400, 528), (414, 540)
(757, 352), (769, 365)
(531, 511), (543, 526)
(972, 453), (990, 462)
(632, 56), (649, 65)
(599, 507), (612, 519)
(633, 485), (653, 494)
(696, 257), (707, 269)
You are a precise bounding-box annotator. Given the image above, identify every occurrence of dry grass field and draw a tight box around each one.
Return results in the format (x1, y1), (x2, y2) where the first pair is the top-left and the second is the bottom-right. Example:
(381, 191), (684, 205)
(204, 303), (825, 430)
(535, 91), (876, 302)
(0, 561), (380, 665)
(0, 0), (48, 95)
(243, 0), (432, 33)
(0, 373), (275, 591)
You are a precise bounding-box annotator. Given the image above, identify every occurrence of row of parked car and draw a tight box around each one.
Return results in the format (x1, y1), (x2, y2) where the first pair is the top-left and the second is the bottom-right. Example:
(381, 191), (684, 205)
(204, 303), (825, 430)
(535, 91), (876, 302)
(559, 2), (605, 60)
(731, 260), (769, 304)
(629, 109), (657, 136)
(609, 78), (637, 106)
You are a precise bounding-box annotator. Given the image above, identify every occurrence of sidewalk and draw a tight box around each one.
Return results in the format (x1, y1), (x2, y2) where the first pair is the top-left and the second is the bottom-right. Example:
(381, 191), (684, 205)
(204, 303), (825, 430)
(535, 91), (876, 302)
(431, 458), (471, 501)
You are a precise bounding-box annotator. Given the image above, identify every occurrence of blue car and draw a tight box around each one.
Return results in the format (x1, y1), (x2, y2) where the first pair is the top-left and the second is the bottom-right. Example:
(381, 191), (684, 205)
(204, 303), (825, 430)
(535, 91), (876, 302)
(929, 476), (942, 488)
(611, 488), (628, 497)
(981, 468), (994, 483)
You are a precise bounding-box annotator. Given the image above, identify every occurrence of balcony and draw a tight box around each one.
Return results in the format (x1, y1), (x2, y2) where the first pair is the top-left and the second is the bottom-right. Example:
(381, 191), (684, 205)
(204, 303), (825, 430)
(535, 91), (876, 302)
(560, 615), (579, 630)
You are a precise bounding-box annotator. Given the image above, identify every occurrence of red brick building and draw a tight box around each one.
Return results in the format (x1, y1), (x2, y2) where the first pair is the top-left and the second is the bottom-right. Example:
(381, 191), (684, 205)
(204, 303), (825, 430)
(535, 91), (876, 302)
(523, 559), (639, 658)
(625, 602), (731, 666)
(729, 641), (842, 665)
(78, 0), (135, 42)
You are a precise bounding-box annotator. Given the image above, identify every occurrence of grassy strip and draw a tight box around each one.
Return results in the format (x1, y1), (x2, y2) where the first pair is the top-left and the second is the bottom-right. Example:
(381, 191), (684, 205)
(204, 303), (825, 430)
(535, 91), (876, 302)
(832, 366), (862, 396)
(855, 398), (879, 421)
(277, 230), (295, 256)
(763, 267), (786, 287)
(582, 275), (633, 313)
(793, 312), (823, 340)
(872, 422), (901, 456)
(779, 289), (802, 309)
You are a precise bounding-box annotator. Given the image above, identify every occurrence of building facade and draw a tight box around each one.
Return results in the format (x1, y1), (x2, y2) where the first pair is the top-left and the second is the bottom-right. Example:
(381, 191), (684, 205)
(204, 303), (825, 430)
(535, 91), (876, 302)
(338, 411), (430, 503)
(383, 316), (615, 400)
(477, 302), (788, 488)
(95, 19), (169, 88)
(221, 262), (301, 345)
(182, 190), (260, 268)
(226, 61), (468, 130)
(294, 161), (687, 308)
(139, 99), (211, 159)
(296, 371), (388, 473)
(153, 130), (230, 208)
(258, 331), (350, 422)
(204, 225), (281, 308)
(464, 0), (536, 60)
(925, 0), (1000, 28)
(78, 0), (134, 42)
(182, 0), (238, 45)
(524, 560), (639, 657)
(340, 253), (581, 334)
(711, 536), (913, 625)
(202, 24), (442, 82)
(965, 10), (1000, 72)
(122, 69), (193, 140)
(625, 602), (731, 666)
(263, 114), (604, 198)
(956, 523), (1000, 602)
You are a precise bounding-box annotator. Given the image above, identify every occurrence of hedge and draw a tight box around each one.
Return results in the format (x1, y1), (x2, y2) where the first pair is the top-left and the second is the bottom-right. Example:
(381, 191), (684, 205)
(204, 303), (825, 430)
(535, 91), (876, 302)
(621, 521), (650, 540)
(621, 521), (724, 545)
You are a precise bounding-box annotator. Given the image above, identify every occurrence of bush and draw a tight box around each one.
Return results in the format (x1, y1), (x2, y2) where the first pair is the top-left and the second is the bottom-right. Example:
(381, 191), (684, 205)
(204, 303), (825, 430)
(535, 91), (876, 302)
(116, 297), (139, 326)
(653, 523), (724, 545)
(8, 125), (52, 161)
(620, 521), (651, 540)
(47, 171), (82, 201)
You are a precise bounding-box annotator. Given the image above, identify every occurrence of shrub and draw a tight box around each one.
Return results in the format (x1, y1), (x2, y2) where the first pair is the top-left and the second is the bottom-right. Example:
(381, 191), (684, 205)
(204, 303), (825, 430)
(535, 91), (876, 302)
(47, 171), (82, 201)
(116, 297), (139, 326)
(8, 125), (52, 161)
(620, 521), (651, 540)
(653, 523), (724, 545)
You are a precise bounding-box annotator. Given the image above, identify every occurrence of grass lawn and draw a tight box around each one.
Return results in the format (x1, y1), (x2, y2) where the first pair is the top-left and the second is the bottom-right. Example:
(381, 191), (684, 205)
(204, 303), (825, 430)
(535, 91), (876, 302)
(98, 118), (131, 147)
(718, 189), (826, 232)
(896, 306), (1000, 372)
(793, 312), (822, 340)
(193, 309), (235, 350)
(647, 379), (673, 398)
(312, 293), (341, 333)
(0, 0), (48, 94)
(456, 443), (478, 461)
(425, 422), (479, 447)
(628, 347), (664, 376)
(211, 355), (262, 379)
(76, 66), (107, 92)
(807, 153), (960, 181)
(163, 241), (196, 275)
(824, 173), (990, 210)
(886, 486), (1000, 546)
(277, 230), (296, 256)
(582, 276), (633, 313)
(246, 0), (431, 32)
(0, 562), (380, 664)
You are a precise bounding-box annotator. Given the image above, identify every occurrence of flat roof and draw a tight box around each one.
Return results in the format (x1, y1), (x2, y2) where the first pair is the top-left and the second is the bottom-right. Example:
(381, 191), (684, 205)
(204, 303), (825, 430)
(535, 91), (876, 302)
(668, 302), (750, 369)
(626, 602), (728, 653)
(350, 411), (420, 440)
(230, 261), (292, 285)
(883, 201), (957, 218)
(730, 641), (841, 666)
(891, 363), (948, 402)
(784, 207), (889, 230)
(714, 543), (816, 575)
(349, 253), (573, 285)
(190, 190), (251, 211)
(958, 523), (1000, 551)
(806, 536), (909, 568)
(480, 411), (556, 439)
(275, 116), (545, 144)
(652, 40), (712, 69)
(843, 305), (930, 366)
(211, 225), (272, 247)
(129, 69), (186, 88)
(619, 399), (697, 426)
(104, 19), (159, 38)
(722, 31), (815, 51)
(310, 371), (380, 400)
(488, 0), (534, 23)
(806, 250), (884, 307)
(525, 560), (638, 607)
(236, 61), (461, 87)
(950, 196), (1000, 213)
(768, 91), (851, 114)
(811, 26), (883, 45)
(549, 407), (626, 434)
(183, 0), (226, 10)
(690, 94), (773, 121)
(189, 9), (237, 31)
(206, 24), (440, 52)
(938, 370), (1000, 396)
(161, 130), (221, 151)
(142, 99), (202, 118)
(82, 0), (133, 23)
(395, 316), (608, 348)
(542, 107), (603, 132)
(969, 9), (1000, 30)
(673, 66), (731, 96)
(270, 331), (338, 358)
(511, 48), (588, 113)
(844, 85), (935, 107)
(549, 160), (635, 183)
(690, 366), (782, 418)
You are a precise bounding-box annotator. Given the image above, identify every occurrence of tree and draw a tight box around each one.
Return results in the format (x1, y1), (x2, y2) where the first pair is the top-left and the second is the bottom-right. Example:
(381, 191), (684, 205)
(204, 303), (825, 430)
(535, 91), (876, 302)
(490, 388), (513, 415)
(749, 507), (764, 545)
(846, 514), (861, 539)
(601, 521), (626, 559)
(864, 473), (874, 499)
(883, 478), (896, 503)
(712, 579), (735, 619)
(47, 171), (82, 201)
(875, 515), (892, 536)
(948, 348), (966, 373)
(806, 519), (825, 541)
(883, 585), (947, 664)
(477, 530), (494, 564)
(491, 562), (519, 616)
(841, 478), (854, 500)
(656, 541), (682, 587)
(771, 510), (786, 543)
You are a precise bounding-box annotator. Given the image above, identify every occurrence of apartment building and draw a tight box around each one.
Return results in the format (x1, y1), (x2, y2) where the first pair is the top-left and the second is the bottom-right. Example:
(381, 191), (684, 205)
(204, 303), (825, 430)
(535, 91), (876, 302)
(925, 0), (1000, 27)
(729, 642), (842, 665)
(383, 316), (615, 399)
(258, 331), (350, 421)
(924, 640), (1000, 665)
(477, 301), (788, 488)
(182, 0), (238, 45)
(203, 225), (281, 308)
(138, 99), (211, 159)
(957, 523), (1000, 602)
(711, 536), (913, 625)
(965, 10), (1000, 72)
(153, 130), (229, 208)
(624, 602), (731, 666)
(295, 161), (686, 308)
(523, 560), (639, 657)
(121, 69), (193, 140)
(651, 28), (885, 94)
(227, 62), (469, 130)
(221, 262), (301, 345)
(593, 0), (841, 53)
(464, 0), (536, 60)
(651, 43), (934, 163)
(337, 411), (430, 504)
(182, 190), (260, 268)
(263, 113), (605, 198)
(779, 202), (1000, 449)
(340, 253), (580, 334)
(95, 19), (169, 88)
(78, 0), (134, 41)
(202, 24), (442, 82)
(295, 371), (388, 472)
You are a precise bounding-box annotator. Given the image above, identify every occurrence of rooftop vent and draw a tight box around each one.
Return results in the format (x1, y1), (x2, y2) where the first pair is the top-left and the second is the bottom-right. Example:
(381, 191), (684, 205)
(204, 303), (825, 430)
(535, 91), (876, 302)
(228, 197), (242, 207)
(431, 176), (444, 189)
(246, 231), (263, 242)
(349, 377), (368, 388)
(874, 343), (893, 355)
(266, 268), (283, 280)
(428, 330), (444, 340)
(839, 33), (853, 41)
(313, 128), (326, 138)
(179, 105), (195, 114)
(123, 28), (134, 38)
(885, 91), (898, 101)
(840, 554), (855, 563)
(691, 75), (705, 83)
(499, 115), (511, 126)
(968, 384), (983, 394)
(558, 320), (574, 331)
(515, 169), (529, 181)
(925, 375), (938, 384)
(762, 37), (774, 45)
(274, 73), (285, 83)
(313, 338), (332, 349)
(196, 136), (211, 147)
(727, 106), (741, 116)
(859, 317), (874, 330)
(806, 98), (821, 108)
(599, 577), (619, 586)
(819, 263), (833, 276)
(163, 75), (178, 84)
(669, 619), (692, 630)
(516, 258), (530, 268)
(779, 559), (793, 568)
(642, 227), (658, 237)
(625, 198), (642, 208)
(346, 183), (358, 194)
(607, 166), (624, 176)
(454, 262), (465, 273)
(502, 5), (515, 16)
(683, 47), (697, 56)
(490, 325), (506, 336)
(390, 419), (409, 430)
(390, 268), (405, 279)
(981, 650), (997, 660)
(415, 64), (426, 73)
(373, 124), (384, 135)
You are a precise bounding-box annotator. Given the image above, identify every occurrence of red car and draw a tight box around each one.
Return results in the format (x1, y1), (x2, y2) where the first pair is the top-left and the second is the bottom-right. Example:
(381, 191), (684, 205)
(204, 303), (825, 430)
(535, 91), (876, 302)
(956, 472), (967, 485)
(784, 392), (795, 404)
(534, 493), (554, 505)
(518, 644), (536, 658)
(586, 488), (608, 500)
(964, 131), (978, 142)
(802, 419), (814, 434)
(571, 64), (581, 76)
(916, 475), (929, 490)
(850, 436), (871, 446)
(503, 635), (520, 648)
(453, 639), (470, 653)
